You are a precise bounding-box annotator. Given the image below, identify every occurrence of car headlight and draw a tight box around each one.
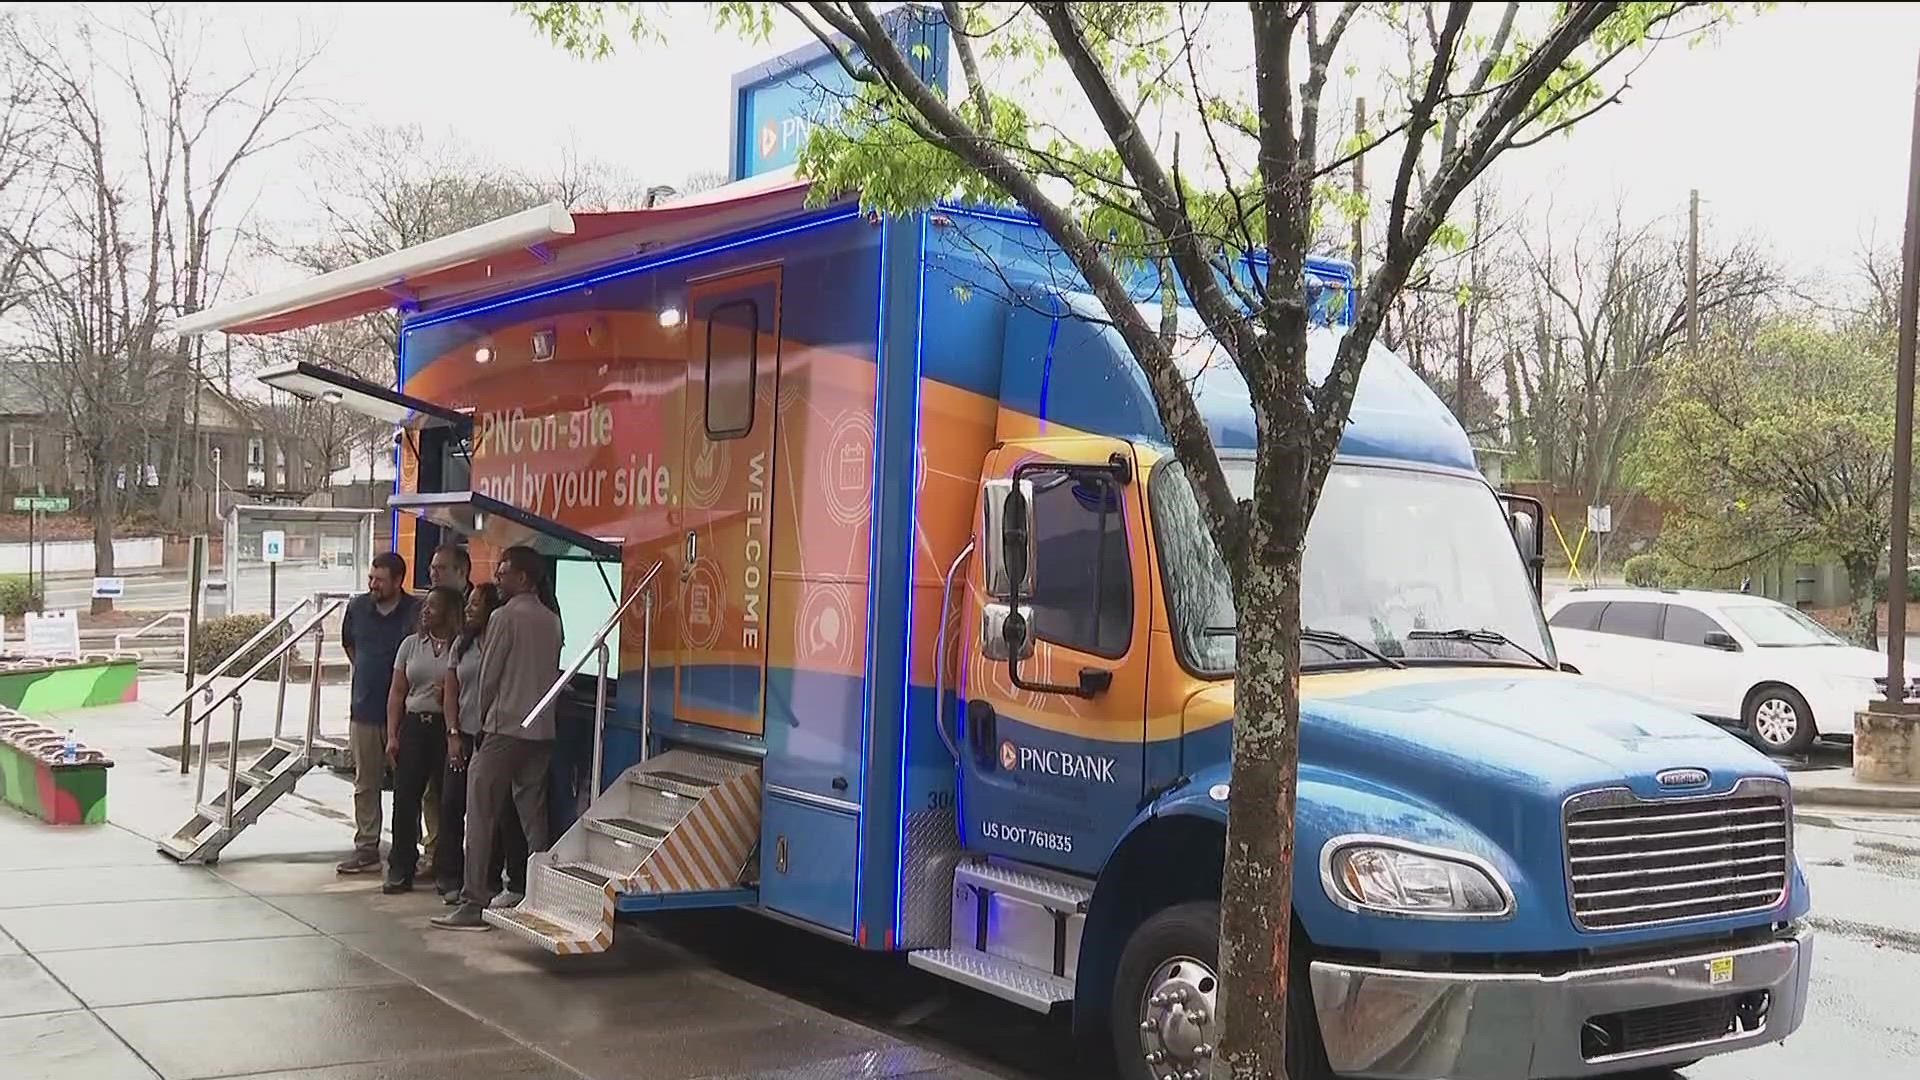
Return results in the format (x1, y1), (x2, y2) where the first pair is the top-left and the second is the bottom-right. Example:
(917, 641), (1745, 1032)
(1321, 837), (1513, 919)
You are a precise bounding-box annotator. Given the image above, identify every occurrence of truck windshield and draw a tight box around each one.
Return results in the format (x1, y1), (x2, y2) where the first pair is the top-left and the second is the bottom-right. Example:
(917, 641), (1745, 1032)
(1150, 459), (1554, 675)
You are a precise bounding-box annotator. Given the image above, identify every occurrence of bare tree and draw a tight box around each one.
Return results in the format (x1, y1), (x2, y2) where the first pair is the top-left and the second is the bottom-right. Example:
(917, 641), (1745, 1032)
(5, 7), (318, 609)
(1510, 204), (1773, 505)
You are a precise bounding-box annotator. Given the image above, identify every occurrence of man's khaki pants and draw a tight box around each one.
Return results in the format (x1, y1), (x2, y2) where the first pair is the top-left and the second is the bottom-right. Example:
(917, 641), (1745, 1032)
(349, 722), (386, 857)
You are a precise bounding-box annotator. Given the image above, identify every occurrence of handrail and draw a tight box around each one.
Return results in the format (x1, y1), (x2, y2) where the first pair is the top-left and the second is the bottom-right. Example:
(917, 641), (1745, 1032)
(115, 612), (187, 655)
(164, 596), (320, 715)
(933, 537), (976, 765)
(176, 600), (345, 723)
(519, 561), (663, 730)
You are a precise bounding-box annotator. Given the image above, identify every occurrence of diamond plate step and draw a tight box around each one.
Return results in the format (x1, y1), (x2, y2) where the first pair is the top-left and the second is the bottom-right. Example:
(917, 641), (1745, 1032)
(486, 905), (603, 953)
(584, 816), (669, 848)
(907, 948), (1074, 1013)
(957, 860), (1092, 912)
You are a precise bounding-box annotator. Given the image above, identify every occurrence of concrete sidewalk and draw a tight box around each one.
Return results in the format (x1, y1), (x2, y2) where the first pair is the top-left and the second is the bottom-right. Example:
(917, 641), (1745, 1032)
(0, 679), (995, 1080)
(1788, 764), (1920, 810)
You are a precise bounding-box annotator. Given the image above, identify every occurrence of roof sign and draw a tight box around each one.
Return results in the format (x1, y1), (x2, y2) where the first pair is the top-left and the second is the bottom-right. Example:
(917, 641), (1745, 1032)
(730, 5), (949, 181)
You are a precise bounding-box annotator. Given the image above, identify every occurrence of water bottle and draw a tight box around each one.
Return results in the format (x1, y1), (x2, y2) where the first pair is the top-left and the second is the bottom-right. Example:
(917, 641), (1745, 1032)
(61, 729), (77, 765)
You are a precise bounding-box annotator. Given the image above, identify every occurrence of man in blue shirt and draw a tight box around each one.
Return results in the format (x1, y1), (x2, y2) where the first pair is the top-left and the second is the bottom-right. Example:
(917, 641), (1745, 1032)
(336, 552), (421, 874)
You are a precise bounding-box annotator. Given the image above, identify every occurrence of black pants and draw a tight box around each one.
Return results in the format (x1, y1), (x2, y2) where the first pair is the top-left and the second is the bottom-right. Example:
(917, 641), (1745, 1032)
(389, 712), (446, 883)
(438, 731), (527, 894)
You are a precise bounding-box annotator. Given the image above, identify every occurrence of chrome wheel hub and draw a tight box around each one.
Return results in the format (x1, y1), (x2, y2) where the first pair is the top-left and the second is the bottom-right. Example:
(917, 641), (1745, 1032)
(1755, 698), (1798, 746)
(1137, 955), (1220, 1080)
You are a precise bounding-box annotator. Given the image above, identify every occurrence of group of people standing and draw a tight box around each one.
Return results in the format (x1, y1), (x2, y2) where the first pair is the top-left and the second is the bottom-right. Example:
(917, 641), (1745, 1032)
(333, 543), (564, 932)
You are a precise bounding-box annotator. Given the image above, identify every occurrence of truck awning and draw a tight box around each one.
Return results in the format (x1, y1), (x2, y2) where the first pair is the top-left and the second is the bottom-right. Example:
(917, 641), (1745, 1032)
(176, 171), (814, 338)
(258, 361), (472, 434)
(388, 491), (619, 562)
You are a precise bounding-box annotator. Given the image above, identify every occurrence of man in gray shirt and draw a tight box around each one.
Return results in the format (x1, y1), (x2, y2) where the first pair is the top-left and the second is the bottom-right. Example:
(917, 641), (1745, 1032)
(433, 545), (563, 930)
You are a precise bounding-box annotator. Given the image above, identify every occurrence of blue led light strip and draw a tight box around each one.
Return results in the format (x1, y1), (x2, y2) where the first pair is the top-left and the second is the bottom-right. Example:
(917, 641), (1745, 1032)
(853, 216), (889, 931)
(404, 207), (863, 331)
(893, 214), (930, 934)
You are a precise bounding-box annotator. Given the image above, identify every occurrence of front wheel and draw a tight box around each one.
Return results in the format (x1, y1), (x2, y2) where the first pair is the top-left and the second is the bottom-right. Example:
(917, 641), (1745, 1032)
(1746, 685), (1816, 755)
(1109, 901), (1333, 1080)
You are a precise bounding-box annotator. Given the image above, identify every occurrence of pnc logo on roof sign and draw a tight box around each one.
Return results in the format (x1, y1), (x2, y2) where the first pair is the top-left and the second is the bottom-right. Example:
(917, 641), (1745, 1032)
(998, 738), (1118, 783)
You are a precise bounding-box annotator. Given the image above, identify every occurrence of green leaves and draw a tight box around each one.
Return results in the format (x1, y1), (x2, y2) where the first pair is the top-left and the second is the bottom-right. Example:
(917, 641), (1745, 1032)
(1637, 319), (1904, 579)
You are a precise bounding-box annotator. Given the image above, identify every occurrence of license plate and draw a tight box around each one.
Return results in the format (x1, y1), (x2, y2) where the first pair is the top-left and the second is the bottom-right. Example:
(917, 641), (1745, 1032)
(1708, 955), (1735, 985)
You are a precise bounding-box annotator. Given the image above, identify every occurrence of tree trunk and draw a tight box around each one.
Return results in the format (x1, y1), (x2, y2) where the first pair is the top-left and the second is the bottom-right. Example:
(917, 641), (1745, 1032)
(90, 461), (116, 615)
(1846, 554), (1880, 650)
(1216, 519), (1304, 1080)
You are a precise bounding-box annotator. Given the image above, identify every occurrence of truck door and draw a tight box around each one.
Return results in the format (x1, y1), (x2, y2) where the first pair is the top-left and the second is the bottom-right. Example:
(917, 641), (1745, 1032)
(959, 439), (1150, 876)
(676, 266), (781, 736)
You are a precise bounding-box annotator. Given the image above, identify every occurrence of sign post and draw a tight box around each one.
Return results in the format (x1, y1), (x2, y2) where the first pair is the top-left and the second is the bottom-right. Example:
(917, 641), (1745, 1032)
(181, 534), (206, 774)
(13, 495), (68, 611)
(262, 529), (285, 617)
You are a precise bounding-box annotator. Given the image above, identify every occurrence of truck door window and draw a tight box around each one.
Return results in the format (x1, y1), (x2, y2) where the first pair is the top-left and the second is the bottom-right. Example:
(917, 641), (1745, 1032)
(1027, 473), (1132, 657)
(1596, 601), (1662, 640)
(705, 299), (757, 439)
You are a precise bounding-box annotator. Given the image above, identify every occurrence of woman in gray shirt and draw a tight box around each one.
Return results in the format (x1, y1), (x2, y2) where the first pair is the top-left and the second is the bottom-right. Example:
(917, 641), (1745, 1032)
(382, 585), (462, 894)
(434, 584), (525, 903)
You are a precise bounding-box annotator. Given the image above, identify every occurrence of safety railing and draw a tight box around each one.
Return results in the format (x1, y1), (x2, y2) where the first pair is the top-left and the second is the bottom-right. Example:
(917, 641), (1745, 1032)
(519, 562), (662, 800)
(115, 612), (189, 673)
(163, 591), (351, 831)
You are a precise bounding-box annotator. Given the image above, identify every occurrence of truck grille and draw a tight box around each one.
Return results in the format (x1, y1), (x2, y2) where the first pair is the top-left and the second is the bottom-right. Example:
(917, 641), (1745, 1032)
(1564, 780), (1790, 931)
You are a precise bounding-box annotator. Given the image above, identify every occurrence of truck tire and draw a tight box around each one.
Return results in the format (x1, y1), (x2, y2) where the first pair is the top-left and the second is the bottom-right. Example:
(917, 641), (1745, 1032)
(1745, 684), (1816, 755)
(1109, 901), (1333, 1080)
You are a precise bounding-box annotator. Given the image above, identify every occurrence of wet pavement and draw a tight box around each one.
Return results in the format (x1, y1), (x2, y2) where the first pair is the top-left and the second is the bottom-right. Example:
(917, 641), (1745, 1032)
(0, 681), (995, 1080)
(7, 677), (1920, 1079)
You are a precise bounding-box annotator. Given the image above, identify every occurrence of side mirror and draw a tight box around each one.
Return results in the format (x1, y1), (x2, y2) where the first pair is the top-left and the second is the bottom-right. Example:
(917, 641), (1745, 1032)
(981, 478), (1035, 598)
(1003, 486), (1031, 598)
(981, 602), (1034, 662)
(1499, 492), (1547, 598)
(1509, 510), (1539, 564)
(1704, 631), (1740, 652)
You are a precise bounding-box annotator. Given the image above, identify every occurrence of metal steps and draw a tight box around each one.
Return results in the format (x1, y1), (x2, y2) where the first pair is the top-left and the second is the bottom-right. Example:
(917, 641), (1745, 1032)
(484, 747), (762, 954)
(906, 858), (1093, 1014)
(158, 737), (322, 864)
(907, 949), (1076, 1011)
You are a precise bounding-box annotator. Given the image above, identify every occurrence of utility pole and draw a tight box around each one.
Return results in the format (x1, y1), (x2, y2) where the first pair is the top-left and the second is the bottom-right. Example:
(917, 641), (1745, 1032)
(1454, 300), (1470, 421)
(1883, 57), (1920, 713)
(1687, 189), (1701, 355)
(1351, 97), (1366, 288)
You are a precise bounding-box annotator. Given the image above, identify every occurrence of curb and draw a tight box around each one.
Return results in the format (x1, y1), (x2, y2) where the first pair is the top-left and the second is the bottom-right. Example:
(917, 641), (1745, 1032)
(1790, 782), (1920, 810)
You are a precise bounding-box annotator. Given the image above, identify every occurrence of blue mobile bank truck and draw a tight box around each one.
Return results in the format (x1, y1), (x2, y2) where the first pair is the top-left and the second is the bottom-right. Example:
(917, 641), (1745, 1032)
(180, 24), (1811, 1080)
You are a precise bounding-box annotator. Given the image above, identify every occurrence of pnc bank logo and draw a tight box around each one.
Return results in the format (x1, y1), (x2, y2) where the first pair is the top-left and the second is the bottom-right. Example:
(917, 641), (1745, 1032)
(758, 121), (779, 159)
(998, 738), (1117, 783)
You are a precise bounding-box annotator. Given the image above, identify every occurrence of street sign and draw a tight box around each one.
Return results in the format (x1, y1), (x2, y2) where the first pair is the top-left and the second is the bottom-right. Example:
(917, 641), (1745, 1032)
(261, 530), (286, 564)
(12, 495), (69, 512)
(91, 577), (125, 600)
(1587, 505), (1613, 534)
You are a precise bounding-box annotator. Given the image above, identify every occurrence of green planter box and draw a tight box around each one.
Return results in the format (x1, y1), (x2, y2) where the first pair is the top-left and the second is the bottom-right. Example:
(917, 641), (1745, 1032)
(0, 738), (110, 824)
(0, 659), (140, 712)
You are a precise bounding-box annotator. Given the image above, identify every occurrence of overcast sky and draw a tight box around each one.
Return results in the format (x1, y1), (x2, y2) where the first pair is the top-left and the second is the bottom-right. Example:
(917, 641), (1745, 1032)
(164, 2), (1920, 289)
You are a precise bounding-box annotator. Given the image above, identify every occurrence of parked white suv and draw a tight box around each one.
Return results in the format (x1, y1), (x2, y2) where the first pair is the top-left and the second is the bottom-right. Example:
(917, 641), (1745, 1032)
(1544, 587), (1914, 754)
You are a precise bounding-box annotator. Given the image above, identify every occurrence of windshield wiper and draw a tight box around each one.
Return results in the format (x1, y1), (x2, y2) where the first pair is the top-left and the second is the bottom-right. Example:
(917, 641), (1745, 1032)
(1203, 625), (1407, 670)
(1302, 628), (1406, 670)
(1405, 627), (1552, 669)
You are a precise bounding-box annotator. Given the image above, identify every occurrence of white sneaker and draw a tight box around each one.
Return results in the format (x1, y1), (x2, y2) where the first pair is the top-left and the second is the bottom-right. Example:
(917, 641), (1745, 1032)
(489, 890), (524, 909)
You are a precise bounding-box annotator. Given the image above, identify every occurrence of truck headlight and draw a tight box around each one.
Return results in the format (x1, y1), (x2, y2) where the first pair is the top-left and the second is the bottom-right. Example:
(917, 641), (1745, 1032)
(1321, 836), (1513, 919)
